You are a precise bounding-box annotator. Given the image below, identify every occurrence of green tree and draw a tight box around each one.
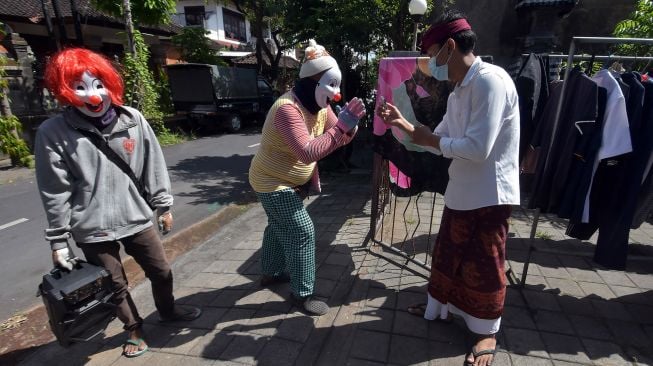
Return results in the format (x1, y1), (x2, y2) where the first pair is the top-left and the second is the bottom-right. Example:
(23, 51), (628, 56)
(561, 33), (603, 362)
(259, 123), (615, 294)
(121, 30), (164, 130)
(232, 0), (296, 85)
(92, 0), (176, 26)
(0, 25), (32, 167)
(93, 0), (184, 143)
(171, 27), (227, 65)
(93, 0), (176, 55)
(121, 30), (183, 145)
(613, 0), (653, 57)
(280, 0), (437, 99)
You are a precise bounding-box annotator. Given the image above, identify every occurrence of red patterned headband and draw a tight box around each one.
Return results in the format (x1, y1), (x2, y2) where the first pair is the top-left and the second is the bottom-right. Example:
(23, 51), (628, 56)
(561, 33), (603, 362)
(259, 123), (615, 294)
(420, 18), (472, 54)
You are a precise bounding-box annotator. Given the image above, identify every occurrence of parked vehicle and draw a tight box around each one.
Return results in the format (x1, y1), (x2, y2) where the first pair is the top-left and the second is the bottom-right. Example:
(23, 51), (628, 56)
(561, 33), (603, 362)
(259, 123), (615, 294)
(166, 63), (276, 132)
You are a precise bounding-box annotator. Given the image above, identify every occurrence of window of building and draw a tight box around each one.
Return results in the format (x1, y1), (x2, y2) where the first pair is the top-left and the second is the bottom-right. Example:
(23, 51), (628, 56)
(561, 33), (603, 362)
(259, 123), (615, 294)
(185, 6), (205, 27)
(222, 8), (246, 42)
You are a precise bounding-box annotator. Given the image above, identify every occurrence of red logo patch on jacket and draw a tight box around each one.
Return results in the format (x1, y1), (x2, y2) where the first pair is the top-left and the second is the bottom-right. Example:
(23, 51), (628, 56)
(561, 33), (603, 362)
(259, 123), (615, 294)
(123, 138), (136, 154)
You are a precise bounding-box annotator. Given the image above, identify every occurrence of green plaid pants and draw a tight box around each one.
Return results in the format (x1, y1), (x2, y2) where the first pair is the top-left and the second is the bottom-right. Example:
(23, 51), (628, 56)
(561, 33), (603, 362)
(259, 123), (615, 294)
(257, 188), (315, 297)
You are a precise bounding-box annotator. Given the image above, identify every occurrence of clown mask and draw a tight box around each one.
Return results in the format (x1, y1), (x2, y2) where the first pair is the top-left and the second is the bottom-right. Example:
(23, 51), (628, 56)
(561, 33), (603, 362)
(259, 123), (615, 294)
(315, 67), (342, 108)
(72, 71), (111, 117)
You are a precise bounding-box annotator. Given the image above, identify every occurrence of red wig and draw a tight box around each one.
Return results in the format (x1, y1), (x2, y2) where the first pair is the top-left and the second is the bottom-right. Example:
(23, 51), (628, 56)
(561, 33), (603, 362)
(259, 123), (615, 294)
(44, 48), (124, 107)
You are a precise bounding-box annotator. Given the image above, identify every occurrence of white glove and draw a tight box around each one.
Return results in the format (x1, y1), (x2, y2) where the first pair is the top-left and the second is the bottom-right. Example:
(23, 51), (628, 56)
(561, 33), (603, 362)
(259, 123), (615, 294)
(52, 247), (77, 271)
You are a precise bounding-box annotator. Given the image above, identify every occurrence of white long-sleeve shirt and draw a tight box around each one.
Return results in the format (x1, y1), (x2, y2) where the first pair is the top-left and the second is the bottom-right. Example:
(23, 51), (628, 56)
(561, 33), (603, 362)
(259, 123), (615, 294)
(432, 57), (520, 210)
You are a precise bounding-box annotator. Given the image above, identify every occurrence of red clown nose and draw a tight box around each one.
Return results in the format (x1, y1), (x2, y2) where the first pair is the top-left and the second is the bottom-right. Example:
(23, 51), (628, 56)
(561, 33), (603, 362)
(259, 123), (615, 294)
(333, 93), (342, 103)
(89, 95), (102, 105)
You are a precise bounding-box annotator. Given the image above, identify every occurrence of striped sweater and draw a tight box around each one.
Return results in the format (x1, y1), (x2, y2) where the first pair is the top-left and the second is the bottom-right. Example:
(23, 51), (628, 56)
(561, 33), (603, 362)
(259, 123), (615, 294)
(249, 92), (351, 193)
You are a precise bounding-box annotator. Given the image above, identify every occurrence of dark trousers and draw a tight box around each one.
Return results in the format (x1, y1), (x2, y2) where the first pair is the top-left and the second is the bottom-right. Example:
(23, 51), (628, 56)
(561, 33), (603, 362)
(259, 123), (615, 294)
(78, 226), (175, 331)
(566, 157), (631, 269)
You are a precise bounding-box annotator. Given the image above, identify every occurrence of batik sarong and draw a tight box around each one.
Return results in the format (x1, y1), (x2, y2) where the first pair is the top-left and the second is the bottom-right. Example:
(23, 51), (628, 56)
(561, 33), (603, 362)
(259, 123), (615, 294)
(424, 205), (511, 334)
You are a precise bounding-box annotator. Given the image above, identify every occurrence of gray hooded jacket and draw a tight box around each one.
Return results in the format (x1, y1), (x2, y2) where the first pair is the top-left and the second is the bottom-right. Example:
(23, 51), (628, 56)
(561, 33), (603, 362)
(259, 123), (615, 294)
(35, 105), (173, 249)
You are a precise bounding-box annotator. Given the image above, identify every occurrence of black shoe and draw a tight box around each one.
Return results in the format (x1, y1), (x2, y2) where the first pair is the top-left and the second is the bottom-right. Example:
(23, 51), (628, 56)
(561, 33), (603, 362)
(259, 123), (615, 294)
(260, 273), (291, 287)
(159, 305), (202, 322)
(291, 294), (328, 315)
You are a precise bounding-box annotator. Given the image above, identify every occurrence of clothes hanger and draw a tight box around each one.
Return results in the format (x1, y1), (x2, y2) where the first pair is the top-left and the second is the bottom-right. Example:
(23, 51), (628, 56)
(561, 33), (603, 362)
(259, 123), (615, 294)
(585, 54), (596, 75)
(601, 54), (612, 70)
(606, 55), (624, 79)
(639, 55), (652, 75)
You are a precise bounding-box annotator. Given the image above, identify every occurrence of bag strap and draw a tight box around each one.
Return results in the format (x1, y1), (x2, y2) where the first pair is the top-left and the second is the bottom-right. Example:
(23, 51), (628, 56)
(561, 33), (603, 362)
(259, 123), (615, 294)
(77, 128), (153, 210)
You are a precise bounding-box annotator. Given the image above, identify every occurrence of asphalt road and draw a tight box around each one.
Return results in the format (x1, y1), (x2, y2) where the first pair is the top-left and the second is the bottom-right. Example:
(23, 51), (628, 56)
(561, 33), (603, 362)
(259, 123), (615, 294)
(0, 127), (262, 322)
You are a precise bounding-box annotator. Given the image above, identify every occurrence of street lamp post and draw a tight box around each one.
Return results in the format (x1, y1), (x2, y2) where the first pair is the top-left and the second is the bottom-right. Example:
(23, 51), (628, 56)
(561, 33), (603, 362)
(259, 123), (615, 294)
(409, 0), (428, 51)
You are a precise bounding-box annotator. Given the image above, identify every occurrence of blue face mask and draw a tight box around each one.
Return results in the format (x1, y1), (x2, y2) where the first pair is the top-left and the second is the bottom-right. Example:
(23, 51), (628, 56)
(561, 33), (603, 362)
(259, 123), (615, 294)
(428, 44), (452, 81)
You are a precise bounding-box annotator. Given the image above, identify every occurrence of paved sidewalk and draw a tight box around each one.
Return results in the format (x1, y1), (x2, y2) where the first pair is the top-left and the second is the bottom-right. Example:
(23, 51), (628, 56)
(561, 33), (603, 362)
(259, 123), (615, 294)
(15, 171), (653, 366)
(0, 165), (34, 186)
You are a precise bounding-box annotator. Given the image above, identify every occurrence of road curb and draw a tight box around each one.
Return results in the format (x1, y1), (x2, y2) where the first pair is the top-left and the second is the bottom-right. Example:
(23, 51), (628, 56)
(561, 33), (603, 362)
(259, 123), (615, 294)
(0, 202), (256, 365)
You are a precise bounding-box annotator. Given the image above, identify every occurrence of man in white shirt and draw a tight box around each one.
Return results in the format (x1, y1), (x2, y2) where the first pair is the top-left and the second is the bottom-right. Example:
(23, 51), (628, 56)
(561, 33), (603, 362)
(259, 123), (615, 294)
(377, 10), (520, 366)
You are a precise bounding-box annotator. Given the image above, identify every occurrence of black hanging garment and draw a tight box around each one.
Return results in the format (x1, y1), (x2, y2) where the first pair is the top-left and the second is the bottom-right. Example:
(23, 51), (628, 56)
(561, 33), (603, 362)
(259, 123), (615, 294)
(596, 77), (652, 269)
(372, 130), (451, 195)
(556, 87), (607, 221)
(630, 74), (653, 229)
(515, 53), (550, 163)
(566, 72), (647, 270)
(528, 69), (601, 213)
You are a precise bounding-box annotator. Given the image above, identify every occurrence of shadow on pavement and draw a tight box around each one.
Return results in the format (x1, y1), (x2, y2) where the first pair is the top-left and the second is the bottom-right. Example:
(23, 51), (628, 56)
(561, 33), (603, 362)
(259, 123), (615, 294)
(168, 154), (258, 206)
(10, 172), (653, 365)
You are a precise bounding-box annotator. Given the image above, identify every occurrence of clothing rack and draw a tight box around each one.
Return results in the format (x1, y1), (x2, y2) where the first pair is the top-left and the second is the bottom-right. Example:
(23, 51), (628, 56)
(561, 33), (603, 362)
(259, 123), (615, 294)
(517, 37), (653, 288)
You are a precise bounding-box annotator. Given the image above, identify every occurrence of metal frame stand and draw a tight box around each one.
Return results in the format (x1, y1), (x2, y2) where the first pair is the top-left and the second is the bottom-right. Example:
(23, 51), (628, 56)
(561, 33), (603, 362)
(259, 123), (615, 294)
(366, 152), (435, 273)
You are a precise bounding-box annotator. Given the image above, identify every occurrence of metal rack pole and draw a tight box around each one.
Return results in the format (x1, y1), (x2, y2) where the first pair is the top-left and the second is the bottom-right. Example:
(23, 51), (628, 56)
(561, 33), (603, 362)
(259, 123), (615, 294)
(522, 54), (653, 62)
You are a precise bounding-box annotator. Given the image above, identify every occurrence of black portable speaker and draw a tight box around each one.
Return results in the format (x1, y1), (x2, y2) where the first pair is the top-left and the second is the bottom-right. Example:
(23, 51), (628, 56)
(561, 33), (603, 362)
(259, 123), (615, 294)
(38, 261), (116, 347)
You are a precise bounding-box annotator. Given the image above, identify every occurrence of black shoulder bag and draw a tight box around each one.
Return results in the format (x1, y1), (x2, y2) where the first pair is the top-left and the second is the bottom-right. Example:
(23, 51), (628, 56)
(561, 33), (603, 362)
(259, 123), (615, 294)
(77, 129), (155, 210)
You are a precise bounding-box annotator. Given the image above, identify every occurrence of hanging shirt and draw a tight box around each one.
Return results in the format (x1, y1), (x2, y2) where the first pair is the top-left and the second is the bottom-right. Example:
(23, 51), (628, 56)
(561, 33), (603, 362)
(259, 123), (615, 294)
(582, 69), (633, 222)
(528, 70), (600, 214)
(515, 53), (550, 162)
(431, 57), (521, 210)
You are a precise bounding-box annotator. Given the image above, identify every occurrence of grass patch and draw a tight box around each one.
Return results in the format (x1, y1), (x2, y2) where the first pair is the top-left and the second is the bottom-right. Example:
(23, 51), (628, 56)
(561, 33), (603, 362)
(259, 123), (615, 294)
(157, 129), (190, 146)
(535, 231), (553, 241)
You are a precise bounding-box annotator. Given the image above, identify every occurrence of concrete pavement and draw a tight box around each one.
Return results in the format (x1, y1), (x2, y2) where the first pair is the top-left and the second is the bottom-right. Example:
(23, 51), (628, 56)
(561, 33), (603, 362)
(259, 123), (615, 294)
(8, 167), (653, 366)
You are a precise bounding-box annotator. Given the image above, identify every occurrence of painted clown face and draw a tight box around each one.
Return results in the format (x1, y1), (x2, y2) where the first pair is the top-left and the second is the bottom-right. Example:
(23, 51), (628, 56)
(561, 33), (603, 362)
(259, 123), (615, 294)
(315, 67), (342, 108)
(72, 71), (111, 117)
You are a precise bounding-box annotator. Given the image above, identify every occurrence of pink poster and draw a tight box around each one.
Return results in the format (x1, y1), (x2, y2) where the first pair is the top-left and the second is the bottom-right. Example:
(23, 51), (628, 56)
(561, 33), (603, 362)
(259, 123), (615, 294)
(374, 57), (449, 189)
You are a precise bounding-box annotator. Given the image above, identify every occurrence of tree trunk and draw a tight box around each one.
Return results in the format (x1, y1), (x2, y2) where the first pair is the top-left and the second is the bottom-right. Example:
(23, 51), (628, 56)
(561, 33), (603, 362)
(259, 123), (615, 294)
(123, 0), (136, 56)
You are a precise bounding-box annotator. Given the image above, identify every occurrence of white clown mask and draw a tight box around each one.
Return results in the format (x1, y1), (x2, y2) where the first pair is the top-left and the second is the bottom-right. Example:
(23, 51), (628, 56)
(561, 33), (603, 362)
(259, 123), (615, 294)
(315, 67), (342, 108)
(72, 71), (111, 117)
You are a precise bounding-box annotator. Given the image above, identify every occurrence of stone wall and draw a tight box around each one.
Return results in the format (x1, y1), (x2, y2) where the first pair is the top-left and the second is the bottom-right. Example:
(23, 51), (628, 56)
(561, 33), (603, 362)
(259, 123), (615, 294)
(445, 0), (638, 67)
